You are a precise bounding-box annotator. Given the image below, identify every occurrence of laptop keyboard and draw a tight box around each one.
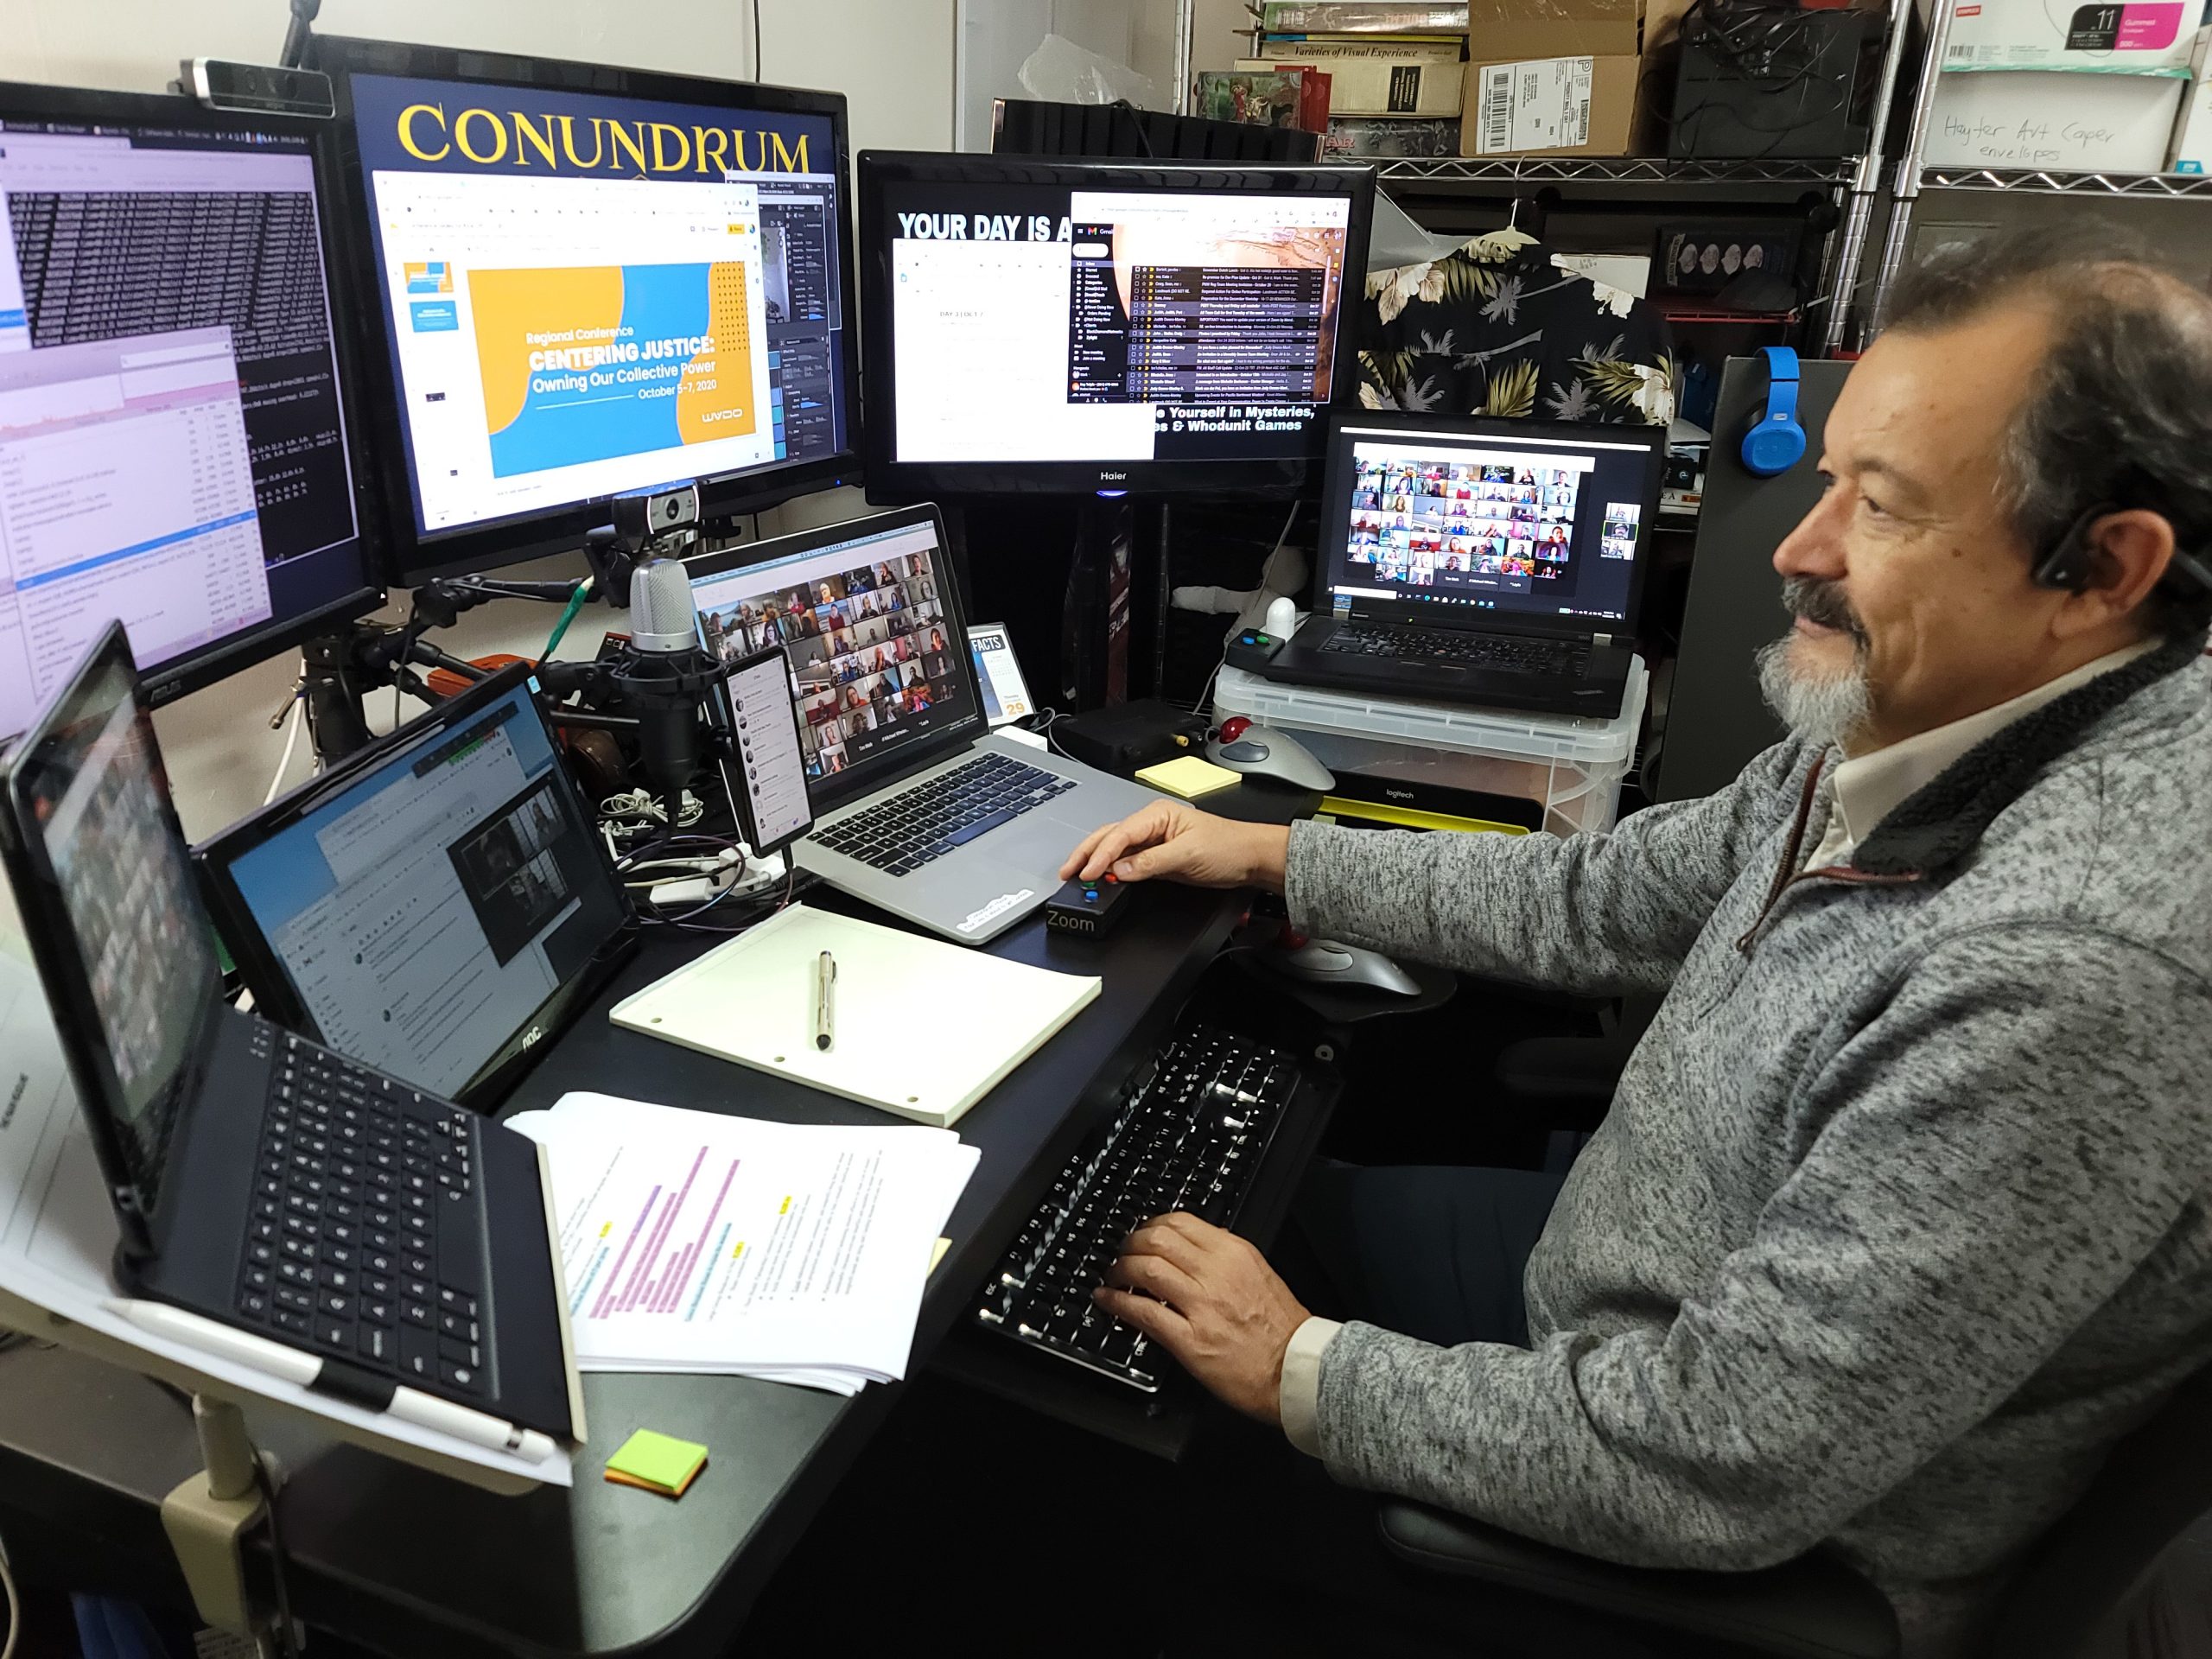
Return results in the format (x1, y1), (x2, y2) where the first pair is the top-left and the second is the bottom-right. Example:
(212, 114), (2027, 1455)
(1321, 623), (1584, 676)
(235, 1027), (487, 1397)
(811, 753), (1077, 876)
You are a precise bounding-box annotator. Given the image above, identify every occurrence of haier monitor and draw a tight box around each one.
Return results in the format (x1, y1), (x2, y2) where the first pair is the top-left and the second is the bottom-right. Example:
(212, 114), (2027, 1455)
(313, 37), (861, 583)
(0, 83), (384, 741)
(857, 152), (1376, 500)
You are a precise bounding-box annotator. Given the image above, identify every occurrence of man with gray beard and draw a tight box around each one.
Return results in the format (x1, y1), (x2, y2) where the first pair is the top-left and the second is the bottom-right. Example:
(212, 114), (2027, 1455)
(1058, 231), (2212, 1656)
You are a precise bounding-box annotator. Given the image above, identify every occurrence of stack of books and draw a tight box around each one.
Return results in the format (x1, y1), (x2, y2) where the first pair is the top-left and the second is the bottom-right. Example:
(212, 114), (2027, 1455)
(1236, 1), (1469, 157)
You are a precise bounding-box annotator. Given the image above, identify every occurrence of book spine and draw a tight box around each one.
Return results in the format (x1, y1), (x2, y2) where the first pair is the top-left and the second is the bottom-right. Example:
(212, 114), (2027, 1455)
(1261, 2), (1471, 30)
(1301, 70), (1334, 133)
(1238, 56), (1465, 115)
(1322, 114), (1464, 156)
(1257, 35), (1466, 61)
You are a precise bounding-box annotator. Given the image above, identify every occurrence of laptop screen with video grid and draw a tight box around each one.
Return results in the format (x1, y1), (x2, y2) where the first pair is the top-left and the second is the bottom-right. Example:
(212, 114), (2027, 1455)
(1325, 420), (1661, 626)
(690, 514), (981, 789)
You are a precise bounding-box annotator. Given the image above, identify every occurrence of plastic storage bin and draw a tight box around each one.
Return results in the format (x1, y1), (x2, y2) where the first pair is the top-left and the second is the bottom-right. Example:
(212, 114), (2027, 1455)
(1214, 657), (1648, 836)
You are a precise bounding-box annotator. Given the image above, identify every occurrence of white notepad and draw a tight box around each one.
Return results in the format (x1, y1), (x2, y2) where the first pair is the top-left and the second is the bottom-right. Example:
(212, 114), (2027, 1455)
(608, 904), (1102, 1128)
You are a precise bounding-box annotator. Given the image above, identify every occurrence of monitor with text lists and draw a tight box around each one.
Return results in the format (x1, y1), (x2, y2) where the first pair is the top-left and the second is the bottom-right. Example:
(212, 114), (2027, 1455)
(857, 153), (1375, 500)
(0, 82), (383, 741)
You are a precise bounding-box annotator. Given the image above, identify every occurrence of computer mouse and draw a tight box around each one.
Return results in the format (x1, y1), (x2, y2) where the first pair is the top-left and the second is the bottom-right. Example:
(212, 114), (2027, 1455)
(1272, 939), (1421, 996)
(1205, 718), (1334, 792)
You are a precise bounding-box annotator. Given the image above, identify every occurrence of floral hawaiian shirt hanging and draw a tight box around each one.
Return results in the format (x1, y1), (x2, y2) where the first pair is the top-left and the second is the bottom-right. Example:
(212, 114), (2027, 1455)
(1357, 227), (1675, 429)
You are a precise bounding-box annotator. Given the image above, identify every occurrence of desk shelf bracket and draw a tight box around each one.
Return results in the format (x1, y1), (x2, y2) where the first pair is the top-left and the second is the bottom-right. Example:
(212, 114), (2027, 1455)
(160, 1393), (287, 1655)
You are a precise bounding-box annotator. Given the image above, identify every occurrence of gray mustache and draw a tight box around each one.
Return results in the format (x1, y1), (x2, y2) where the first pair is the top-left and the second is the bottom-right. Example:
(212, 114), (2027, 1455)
(1781, 576), (1866, 639)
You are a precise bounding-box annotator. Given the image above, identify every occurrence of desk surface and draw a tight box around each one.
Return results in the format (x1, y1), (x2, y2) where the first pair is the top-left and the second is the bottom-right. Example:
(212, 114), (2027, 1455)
(0, 880), (1243, 1658)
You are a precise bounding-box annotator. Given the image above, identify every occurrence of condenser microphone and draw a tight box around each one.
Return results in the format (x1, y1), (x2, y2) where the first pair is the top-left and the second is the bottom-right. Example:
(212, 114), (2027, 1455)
(621, 555), (714, 816)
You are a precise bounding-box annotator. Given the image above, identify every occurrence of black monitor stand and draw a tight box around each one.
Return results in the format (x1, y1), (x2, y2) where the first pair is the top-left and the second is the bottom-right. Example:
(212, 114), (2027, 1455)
(294, 505), (712, 768)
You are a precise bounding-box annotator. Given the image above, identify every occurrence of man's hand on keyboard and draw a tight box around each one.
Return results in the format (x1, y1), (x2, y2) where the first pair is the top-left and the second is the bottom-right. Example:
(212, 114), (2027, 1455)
(1061, 802), (1291, 892)
(1095, 1211), (1309, 1425)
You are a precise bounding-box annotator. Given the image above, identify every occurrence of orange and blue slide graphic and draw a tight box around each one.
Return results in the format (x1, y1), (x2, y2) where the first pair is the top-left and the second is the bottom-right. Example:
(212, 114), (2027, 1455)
(470, 263), (754, 478)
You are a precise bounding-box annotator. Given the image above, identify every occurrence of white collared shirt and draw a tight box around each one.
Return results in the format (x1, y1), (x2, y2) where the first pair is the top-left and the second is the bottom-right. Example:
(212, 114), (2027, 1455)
(1802, 639), (2161, 871)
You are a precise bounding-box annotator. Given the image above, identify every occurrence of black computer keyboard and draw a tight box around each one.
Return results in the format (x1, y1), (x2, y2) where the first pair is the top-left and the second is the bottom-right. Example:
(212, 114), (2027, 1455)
(974, 1025), (1302, 1392)
(812, 753), (1077, 875)
(235, 1027), (487, 1395)
(1321, 622), (1584, 675)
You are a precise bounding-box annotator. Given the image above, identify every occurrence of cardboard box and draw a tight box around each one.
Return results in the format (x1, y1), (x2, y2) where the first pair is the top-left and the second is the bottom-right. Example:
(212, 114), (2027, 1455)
(1943, 0), (2197, 73)
(1459, 0), (1683, 156)
(1242, 39), (1464, 115)
(1465, 54), (1644, 153)
(1925, 67), (2187, 169)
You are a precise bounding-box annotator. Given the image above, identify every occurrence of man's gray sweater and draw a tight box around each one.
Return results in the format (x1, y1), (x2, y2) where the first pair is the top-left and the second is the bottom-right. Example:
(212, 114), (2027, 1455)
(1282, 641), (2212, 1656)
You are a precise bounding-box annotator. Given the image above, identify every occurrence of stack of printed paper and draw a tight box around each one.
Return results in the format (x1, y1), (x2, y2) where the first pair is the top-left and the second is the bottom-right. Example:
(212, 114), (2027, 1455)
(507, 1093), (978, 1395)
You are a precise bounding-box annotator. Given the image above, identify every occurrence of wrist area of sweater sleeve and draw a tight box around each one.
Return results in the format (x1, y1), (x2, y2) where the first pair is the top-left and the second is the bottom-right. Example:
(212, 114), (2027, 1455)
(1279, 1314), (1344, 1459)
(1283, 818), (1370, 938)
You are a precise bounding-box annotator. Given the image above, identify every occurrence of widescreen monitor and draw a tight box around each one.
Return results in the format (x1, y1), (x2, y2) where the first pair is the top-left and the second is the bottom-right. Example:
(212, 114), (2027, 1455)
(0, 83), (384, 741)
(314, 37), (861, 583)
(857, 152), (1376, 500)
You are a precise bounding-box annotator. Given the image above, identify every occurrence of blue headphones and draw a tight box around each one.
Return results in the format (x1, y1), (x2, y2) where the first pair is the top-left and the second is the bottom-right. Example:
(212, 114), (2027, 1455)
(1740, 346), (1808, 478)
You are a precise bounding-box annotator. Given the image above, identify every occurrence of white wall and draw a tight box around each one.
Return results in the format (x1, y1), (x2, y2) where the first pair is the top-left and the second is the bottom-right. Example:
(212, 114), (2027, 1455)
(3, 0), (955, 838)
(5, 0), (955, 157)
(1190, 0), (1252, 73)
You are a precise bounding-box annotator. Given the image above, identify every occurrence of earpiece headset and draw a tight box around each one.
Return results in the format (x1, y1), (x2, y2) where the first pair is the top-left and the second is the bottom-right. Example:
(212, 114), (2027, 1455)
(2034, 499), (2212, 600)
(2032, 503), (2110, 592)
(1740, 346), (1808, 478)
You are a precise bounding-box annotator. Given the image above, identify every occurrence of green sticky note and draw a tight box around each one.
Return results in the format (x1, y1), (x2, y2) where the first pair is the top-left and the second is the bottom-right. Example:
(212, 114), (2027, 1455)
(606, 1429), (709, 1496)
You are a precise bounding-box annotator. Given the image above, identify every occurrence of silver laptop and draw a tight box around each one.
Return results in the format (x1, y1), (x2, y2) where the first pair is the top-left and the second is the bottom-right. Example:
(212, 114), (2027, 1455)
(686, 505), (1158, 945)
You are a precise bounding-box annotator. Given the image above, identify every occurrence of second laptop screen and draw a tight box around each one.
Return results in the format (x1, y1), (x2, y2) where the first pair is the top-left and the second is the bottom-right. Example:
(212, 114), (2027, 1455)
(690, 519), (972, 784)
(224, 685), (625, 1097)
(1330, 427), (1656, 625)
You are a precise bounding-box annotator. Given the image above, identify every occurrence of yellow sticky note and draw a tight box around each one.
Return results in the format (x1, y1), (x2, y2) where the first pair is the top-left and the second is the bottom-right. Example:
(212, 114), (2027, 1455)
(606, 1429), (709, 1498)
(929, 1236), (951, 1274)
(1135, 754), (1241, 800)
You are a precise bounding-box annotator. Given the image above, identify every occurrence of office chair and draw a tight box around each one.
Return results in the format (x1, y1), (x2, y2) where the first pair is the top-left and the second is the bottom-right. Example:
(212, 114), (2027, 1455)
(1374, 1315), (2212, 1659)
(1491, 994), (1659, 1134)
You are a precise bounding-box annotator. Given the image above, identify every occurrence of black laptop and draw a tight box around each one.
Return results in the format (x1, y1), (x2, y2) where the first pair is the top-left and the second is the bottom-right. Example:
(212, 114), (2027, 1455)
(194, 664), (634, 1109)
(0, 626), (575, 1438)
(1263, 410), (1666, 718)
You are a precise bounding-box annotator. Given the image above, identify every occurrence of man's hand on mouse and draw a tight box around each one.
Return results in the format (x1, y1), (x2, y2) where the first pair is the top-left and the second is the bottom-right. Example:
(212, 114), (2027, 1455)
(1060, 801), (1291, 892)
(1096, 1211), (1310, 1426)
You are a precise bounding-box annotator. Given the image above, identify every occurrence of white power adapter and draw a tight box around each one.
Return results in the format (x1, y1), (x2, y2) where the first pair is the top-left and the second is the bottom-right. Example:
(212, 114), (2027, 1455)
(640, 846), (785, 909)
